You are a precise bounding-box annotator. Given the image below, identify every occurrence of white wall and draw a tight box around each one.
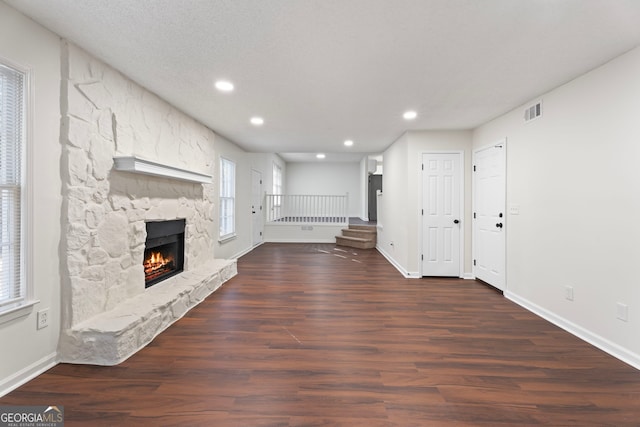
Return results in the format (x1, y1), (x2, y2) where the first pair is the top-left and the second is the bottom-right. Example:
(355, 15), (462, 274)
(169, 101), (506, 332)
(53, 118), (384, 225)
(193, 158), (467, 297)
(377, 133), (410, 274)
(0, 2), (62, 394)
(378, 131), (473, 277)
(286, 162), (361, 216)
(473, 46), (640, 367)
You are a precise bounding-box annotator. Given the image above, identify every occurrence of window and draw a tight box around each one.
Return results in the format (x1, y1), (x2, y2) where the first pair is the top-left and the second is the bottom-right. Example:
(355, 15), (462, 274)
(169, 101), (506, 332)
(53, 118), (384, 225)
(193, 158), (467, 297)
(0, 62), (26, 315)
(272, 162), (282, 206)
(219, 157), (236, 240)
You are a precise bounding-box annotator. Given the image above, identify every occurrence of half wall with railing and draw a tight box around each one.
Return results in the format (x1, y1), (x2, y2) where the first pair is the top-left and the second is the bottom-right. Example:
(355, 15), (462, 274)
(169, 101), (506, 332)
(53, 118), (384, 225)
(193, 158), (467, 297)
(265, 194), (348, 225)
(263, 194), (348, 243)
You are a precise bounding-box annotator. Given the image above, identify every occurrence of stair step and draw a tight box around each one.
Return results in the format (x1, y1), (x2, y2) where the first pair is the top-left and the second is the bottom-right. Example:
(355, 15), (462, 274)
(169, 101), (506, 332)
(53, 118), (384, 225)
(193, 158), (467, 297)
(337, 235), (371, 242)
(342, 229), (377, 240)
(342, 228), (376, 234)
(335, 223), (377, 249)
(348, 224), (377, 231)
(335, 235), (376, 249)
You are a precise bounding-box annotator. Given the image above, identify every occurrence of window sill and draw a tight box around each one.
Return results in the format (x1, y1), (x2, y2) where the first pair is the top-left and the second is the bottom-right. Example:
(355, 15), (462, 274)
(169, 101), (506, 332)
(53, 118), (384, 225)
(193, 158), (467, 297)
(0, 299), (39, 327)
(218, 234), (237, 244)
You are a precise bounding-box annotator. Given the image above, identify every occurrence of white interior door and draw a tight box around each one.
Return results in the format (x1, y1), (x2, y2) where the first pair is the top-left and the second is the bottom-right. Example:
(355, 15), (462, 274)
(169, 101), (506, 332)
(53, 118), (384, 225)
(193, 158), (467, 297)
(473, 141), (506, 290)
(251, 170), (263, 246)
(422, 152), (462, 277)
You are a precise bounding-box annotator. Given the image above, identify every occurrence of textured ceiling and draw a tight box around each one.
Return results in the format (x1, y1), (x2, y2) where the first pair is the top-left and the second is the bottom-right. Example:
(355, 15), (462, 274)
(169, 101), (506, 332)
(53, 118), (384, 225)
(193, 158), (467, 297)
(7, 0), (640, 160)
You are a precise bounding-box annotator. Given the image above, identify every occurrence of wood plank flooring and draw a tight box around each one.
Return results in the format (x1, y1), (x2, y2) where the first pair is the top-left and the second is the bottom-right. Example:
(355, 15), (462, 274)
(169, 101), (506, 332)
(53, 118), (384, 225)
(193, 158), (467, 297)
(2, 243), (640, 426)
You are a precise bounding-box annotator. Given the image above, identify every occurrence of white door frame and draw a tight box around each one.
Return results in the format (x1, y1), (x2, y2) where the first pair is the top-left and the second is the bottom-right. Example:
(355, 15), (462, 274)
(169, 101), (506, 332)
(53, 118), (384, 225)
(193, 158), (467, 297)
(420, 150), (465, 278)
(472, 139), (506, 290)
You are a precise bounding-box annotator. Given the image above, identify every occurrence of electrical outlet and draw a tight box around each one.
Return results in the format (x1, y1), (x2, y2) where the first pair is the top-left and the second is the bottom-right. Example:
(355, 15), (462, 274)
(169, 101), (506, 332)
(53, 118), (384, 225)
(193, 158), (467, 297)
(564, 286), (574, 301)
(37, 308), (49, 330)
(616, 303), (629, 322)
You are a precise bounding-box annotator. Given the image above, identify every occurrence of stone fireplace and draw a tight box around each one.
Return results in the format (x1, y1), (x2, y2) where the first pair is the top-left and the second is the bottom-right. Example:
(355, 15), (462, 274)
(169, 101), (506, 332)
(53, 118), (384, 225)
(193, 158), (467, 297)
(58, 42), (236, 365)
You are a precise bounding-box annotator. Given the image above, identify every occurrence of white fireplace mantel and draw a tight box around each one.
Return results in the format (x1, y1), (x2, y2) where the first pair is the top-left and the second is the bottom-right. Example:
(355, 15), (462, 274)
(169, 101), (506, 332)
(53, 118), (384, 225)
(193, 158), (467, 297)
(113, 156), (213, 184)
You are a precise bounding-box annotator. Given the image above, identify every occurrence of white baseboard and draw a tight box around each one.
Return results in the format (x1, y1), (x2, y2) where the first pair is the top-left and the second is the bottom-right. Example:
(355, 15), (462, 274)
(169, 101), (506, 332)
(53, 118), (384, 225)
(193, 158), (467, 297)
(231, 242), (262, 259)
(505, 291), (640, 371)
(376, 245), (416, 278)
(375, 246), (470, 280)
(0, 352), (58, 398)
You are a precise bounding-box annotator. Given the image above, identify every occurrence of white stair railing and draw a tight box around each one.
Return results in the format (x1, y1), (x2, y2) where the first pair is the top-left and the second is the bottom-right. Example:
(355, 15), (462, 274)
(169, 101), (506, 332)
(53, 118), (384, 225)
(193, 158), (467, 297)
(265, 194), (348, 225)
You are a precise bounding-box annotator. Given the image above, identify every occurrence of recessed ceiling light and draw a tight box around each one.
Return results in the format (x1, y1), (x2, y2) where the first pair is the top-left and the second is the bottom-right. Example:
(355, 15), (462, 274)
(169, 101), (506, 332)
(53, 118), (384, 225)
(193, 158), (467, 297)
(403, 110), (417, 120)
(250, 117), (264, 126)
(316, 153), (326, 159)
(214, 80), (234, 92)
(344, 140), (354, 147)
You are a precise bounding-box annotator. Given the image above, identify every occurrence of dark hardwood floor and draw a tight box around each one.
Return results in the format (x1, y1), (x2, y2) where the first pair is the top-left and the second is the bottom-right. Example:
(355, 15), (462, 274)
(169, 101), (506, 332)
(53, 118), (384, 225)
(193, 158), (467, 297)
(3, 243), (640, 426)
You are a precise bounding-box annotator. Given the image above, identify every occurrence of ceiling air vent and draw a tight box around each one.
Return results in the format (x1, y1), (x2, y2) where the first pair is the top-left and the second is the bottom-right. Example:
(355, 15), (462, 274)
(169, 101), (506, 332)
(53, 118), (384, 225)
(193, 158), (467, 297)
(524, 101), (542, 122)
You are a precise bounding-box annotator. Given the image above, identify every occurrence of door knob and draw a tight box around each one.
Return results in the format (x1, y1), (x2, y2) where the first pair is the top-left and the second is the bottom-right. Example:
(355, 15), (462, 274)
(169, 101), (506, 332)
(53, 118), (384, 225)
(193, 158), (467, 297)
(453, 219), (460, 224)
(496, 223), (503, 228)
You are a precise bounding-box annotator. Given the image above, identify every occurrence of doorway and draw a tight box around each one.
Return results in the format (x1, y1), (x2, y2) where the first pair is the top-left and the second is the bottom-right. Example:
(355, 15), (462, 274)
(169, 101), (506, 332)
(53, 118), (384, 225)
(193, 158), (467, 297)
(473, 140), (506, 290)
(421, 152), (463, 277)
(251, 170), (263, 246)
(368, 174), (382, 221)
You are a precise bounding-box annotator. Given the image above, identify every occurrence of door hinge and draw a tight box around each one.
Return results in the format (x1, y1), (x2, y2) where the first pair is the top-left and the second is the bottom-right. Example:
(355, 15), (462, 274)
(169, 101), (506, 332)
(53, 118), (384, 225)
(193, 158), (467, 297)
(421, 254), (423, 260)
(260, 231), (262, 236)
(260, 180), (262, 184)
(473, 259), (476, 266)
(421, 209), (424, 215)
(422, 163), (424, 170)
(473, 165), (476, 172)
(473, 212), (476, 219)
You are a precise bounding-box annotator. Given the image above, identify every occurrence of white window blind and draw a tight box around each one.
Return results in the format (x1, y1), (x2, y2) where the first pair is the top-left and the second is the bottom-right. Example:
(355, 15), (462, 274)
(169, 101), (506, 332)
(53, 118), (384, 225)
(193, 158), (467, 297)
(219, 157), (235, 239)
(0, 63), (25, 311)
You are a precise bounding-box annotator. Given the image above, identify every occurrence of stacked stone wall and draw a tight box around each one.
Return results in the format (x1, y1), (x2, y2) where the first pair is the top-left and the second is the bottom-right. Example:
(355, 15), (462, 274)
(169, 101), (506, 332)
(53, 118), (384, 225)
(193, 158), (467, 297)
(58, 42), (229, 364)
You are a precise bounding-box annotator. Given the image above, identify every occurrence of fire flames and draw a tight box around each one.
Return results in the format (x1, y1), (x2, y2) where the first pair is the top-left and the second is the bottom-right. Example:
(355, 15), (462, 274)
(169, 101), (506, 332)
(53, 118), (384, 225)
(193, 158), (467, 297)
(144, 251), (175, 282)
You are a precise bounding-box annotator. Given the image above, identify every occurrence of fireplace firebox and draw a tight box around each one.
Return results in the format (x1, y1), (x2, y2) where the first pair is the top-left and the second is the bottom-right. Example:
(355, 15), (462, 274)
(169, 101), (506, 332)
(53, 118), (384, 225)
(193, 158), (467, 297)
(143, 219), (185, 288)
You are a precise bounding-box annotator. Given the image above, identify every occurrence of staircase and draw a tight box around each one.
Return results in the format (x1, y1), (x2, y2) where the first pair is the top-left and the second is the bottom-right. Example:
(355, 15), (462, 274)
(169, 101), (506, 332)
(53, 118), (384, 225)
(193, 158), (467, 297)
(335, 224), (377, 249)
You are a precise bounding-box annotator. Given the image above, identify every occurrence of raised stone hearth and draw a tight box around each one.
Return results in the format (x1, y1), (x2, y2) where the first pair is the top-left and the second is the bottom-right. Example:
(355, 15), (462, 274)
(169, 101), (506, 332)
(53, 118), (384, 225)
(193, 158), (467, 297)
(60, 261), (236, 365)
(58, 42), (236, 365)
